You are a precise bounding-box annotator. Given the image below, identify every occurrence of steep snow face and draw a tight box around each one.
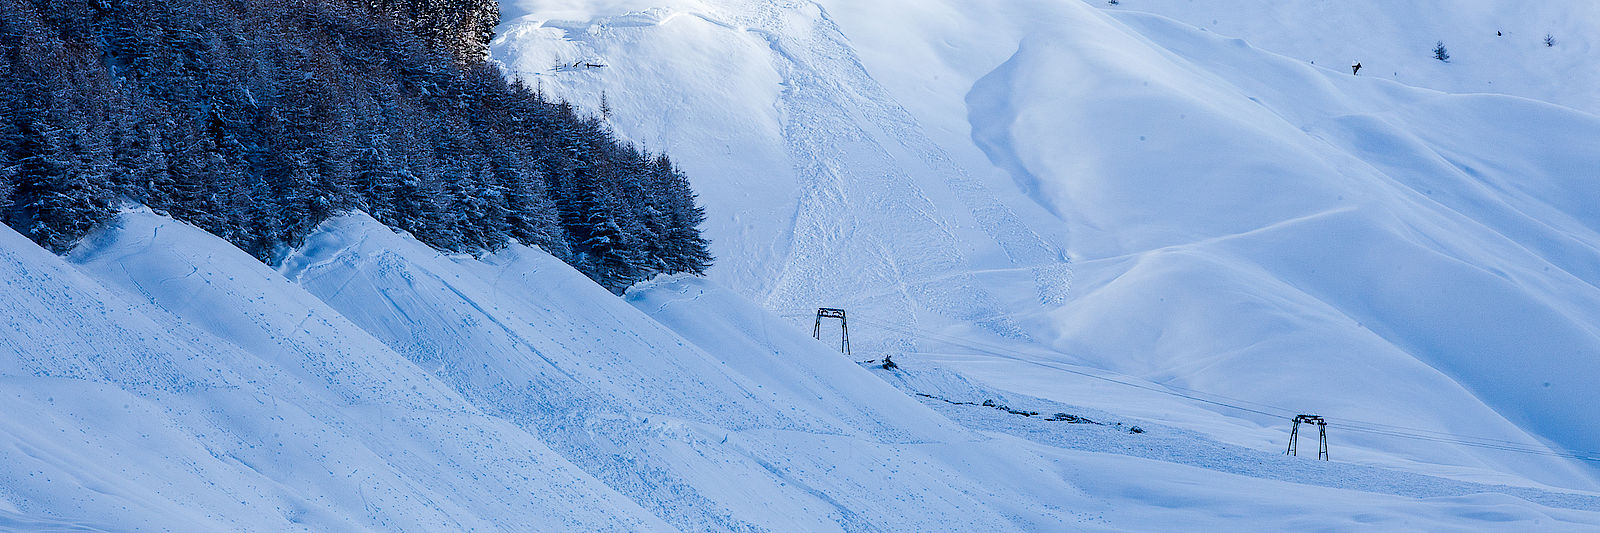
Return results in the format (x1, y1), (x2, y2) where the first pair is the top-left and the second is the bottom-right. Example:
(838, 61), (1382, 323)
(0, 210), (664, 531)
(493, 0), (1600, 491)
(494, 0), (1074, 348)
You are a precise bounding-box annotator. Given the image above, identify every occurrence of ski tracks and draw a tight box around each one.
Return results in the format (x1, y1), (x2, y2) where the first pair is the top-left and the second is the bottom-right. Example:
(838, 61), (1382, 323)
(726, 1), (1072, 343)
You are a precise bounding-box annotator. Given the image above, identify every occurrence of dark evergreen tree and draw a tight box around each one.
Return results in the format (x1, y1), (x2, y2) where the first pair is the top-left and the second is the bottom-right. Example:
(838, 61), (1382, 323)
(0, 0), (714, 293)
(0, 4), (117, 251)
(362, 0), (498, 64)
(649, 155), (713, 275)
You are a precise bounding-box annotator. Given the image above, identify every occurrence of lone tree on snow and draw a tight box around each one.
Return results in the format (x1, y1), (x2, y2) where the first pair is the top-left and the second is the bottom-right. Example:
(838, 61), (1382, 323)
(1433, 41), (1450, 62)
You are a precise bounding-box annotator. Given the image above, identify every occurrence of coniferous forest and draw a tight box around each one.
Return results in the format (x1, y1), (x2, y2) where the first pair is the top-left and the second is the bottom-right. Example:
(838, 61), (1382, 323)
(0, 0), (712, 293)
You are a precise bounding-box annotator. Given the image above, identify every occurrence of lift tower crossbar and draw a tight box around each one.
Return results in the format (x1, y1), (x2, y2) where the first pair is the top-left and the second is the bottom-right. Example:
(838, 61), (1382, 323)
(813, 308), (850, 356)
(1286, 414), (1329, 460)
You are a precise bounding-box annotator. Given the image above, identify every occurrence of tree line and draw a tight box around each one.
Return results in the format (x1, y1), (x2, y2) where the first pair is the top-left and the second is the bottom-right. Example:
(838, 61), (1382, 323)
(0, 0), (711, 293)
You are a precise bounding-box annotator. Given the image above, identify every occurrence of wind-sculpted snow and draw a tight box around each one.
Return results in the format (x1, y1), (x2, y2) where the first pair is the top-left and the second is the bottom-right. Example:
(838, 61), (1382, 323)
(1, 210), (665, 531)
(281, 213), (1092, 531)
(495, 0), (1600, 496)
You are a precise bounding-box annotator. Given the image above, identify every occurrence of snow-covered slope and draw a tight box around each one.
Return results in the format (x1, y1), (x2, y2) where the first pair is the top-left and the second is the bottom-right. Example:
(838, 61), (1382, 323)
(492, 0), (1600, 494)
(1106, 0), (1600, 116)
(8, 210), (1600, 529)
(277, 212), (1088, 531)
(2, 210), (665, 531)
(4, 0), (1600, 527)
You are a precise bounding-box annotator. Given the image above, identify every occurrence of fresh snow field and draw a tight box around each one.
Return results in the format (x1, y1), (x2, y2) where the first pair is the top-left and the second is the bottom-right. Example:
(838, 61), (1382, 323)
(2, 0), (1600, 530)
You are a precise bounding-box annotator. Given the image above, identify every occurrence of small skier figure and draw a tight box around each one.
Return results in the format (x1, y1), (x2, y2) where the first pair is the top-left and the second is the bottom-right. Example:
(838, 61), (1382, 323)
(1351, 61), (1362, 75)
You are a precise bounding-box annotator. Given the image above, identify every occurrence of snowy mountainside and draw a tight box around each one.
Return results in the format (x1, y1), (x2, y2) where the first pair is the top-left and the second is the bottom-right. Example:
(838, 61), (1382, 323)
(1, 0), (1599, 527)
(3, 210), (665, 531)
(277, 212), (1086, 531)
(8, 209), (1075, 530)
(1107, 0), (1600, 116)
(5, 209), (1600, 528)
(493, 0), (1600, 493)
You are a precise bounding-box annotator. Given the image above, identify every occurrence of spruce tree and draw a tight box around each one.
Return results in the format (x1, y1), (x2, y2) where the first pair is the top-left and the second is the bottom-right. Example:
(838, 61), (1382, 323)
(0, 0), (715, 288)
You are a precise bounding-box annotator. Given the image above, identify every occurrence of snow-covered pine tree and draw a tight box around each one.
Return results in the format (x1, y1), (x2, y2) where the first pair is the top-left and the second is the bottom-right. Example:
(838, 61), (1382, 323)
(648, 155), (713, 275)
(365, 0), (499, 64)
(0, 0), (715, 289)
(352, 136), (402, 223)
(6, 121), (100, 251)
(0, 12), (118, 252)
